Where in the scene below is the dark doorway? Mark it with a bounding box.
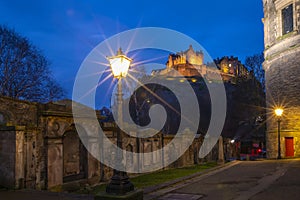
[285,137,294,157]
[63,130,88,183]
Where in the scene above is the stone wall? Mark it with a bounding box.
[0,97,103,190]
[263,0,300,158]
[0,96,224,190]
[0,96,37,126]
[39,101,102,190]
[0,126,28,189]
[265,50,300,158]
[0,97,39,189]
[0,127,17,188]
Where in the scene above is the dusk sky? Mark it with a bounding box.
[0,0,264,107]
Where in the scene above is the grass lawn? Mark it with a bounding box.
[91,162,217,194]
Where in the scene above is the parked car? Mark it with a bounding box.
[240,147,265,160]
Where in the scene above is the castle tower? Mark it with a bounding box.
[263,0,300,158]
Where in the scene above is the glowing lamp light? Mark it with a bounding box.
[275,108,283,117]
[191,78,197,83]
[107,48,132,78]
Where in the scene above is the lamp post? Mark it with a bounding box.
[275,108,283,159]
[106,48,134,195]
[134,97,150,173]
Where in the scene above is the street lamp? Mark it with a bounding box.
[108,48,132,79]
[275,108,283,159]
[106,48,134,195]
[135,98,151,173]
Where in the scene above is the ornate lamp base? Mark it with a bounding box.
[106,171,134,195]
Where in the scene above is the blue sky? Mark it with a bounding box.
[0,0,264,107]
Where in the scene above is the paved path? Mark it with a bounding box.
[145,159,300,200]
[2,159,300,200]
[0,190,93,200]
[0,162,237,200]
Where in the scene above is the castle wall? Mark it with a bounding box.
[263,0,300,158]
[264,47,300,158]
[156,46,246,84]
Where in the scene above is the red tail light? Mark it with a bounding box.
[258,149,262,153]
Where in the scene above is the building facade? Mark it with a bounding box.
[263,0,300,158]
[152,45,249,83]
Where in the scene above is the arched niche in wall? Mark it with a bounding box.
[62,125,88,183]
[0,111,10,125]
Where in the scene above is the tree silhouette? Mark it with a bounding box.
[0,25,65,102]
[245,53,265,90]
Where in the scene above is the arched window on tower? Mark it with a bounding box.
[282,4,293,35]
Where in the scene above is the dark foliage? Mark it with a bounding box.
[126,74,265,140]
[127,76,211,135]
[244,53,265,90]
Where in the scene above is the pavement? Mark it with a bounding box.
[1,159,300,200]
[143,161,241,200]
[0,189,94,200]
[144,158,300,200]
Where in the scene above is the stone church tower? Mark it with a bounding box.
[263,0,300,158]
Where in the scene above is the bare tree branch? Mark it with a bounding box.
[0,25,66,102]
